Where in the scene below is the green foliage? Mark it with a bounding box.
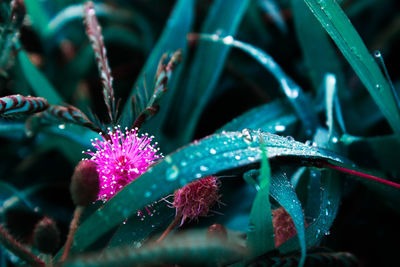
[0,0,399,266]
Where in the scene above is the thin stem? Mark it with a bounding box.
[322,162,400,189]
[59,206,84,262]
[0,224,45,267]
[155,216,181,244]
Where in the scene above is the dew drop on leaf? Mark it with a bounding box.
[166,165,179,181]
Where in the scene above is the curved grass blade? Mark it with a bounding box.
[24,0,50,39]
[291,0,344,94]
[43,2,153,49]
[302,0,400,133]
[246,140,274,257]
[270,172,306,267]
[179,0,250,142]
[63,231,246,267]
[217,98,297,134]
[0,94,48,117]
[120,0,195,127]
[194,34,318,136]
[56,130,355,255]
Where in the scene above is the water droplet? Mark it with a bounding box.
[274,125,286,132]
[200,165,209,172]
[222,35,234,45]
[181,161,187,167]
[248,224,256,232]
[165,156,172,163]
[166,165,179,181]
[58,124,66,130]
[209,148,217,155]
[235,155,241,160]
[331,137,339,143]
[144,191,152,198]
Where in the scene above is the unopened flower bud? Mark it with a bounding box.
[33,217,60,254]
[70,160,99,206]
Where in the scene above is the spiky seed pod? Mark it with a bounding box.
[272,207,297,247]
[33,217,60,254]
[207,223,228,242]
[70,160,99,206]
[173,176,221,225]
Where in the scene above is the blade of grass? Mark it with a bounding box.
[178,0,250,143]
[193,34,318,136]
[302,0,400,133]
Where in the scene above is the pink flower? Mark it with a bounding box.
[172,176,221,225]
[85,126,162,201]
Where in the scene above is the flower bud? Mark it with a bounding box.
[70,160,99,206]
[33,217,60,254]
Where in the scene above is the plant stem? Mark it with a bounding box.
[0,224,45,266]
[59,206,84,262]
[155,216,181,244]
[322,162,400,189]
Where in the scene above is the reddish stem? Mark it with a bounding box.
[322,162,400,189]
[155,216,181,244]
[59,206,84,262]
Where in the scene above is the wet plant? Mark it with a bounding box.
[0,0,399,266]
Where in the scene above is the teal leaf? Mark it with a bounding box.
[302,0,400,133]
[17,48,63,104]
[120,0,195,126]
[57,130,351,255]
[246,139,274,256]
[179,0,251,142]
[195,34,318,135]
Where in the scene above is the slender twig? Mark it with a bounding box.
[0,224,45,267]
[321,162,400,189]
[131,50,182,129]
[59,206,84,262]
[155,216,181,244]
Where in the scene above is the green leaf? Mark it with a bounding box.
[106,201,174,249]
[120,0,195,126]
[17,48,63,104]
[178,0,250,142]
[64,230,246,267]
[291,0,345,94]
[24,0,50,38]
[217,98,298,134]
[270,172,306,267]
[246,139,274,256]
[195,34,318,135]
[58,130,350,255]
[302,0,400,133]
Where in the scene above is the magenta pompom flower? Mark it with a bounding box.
[85,126,162,201]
